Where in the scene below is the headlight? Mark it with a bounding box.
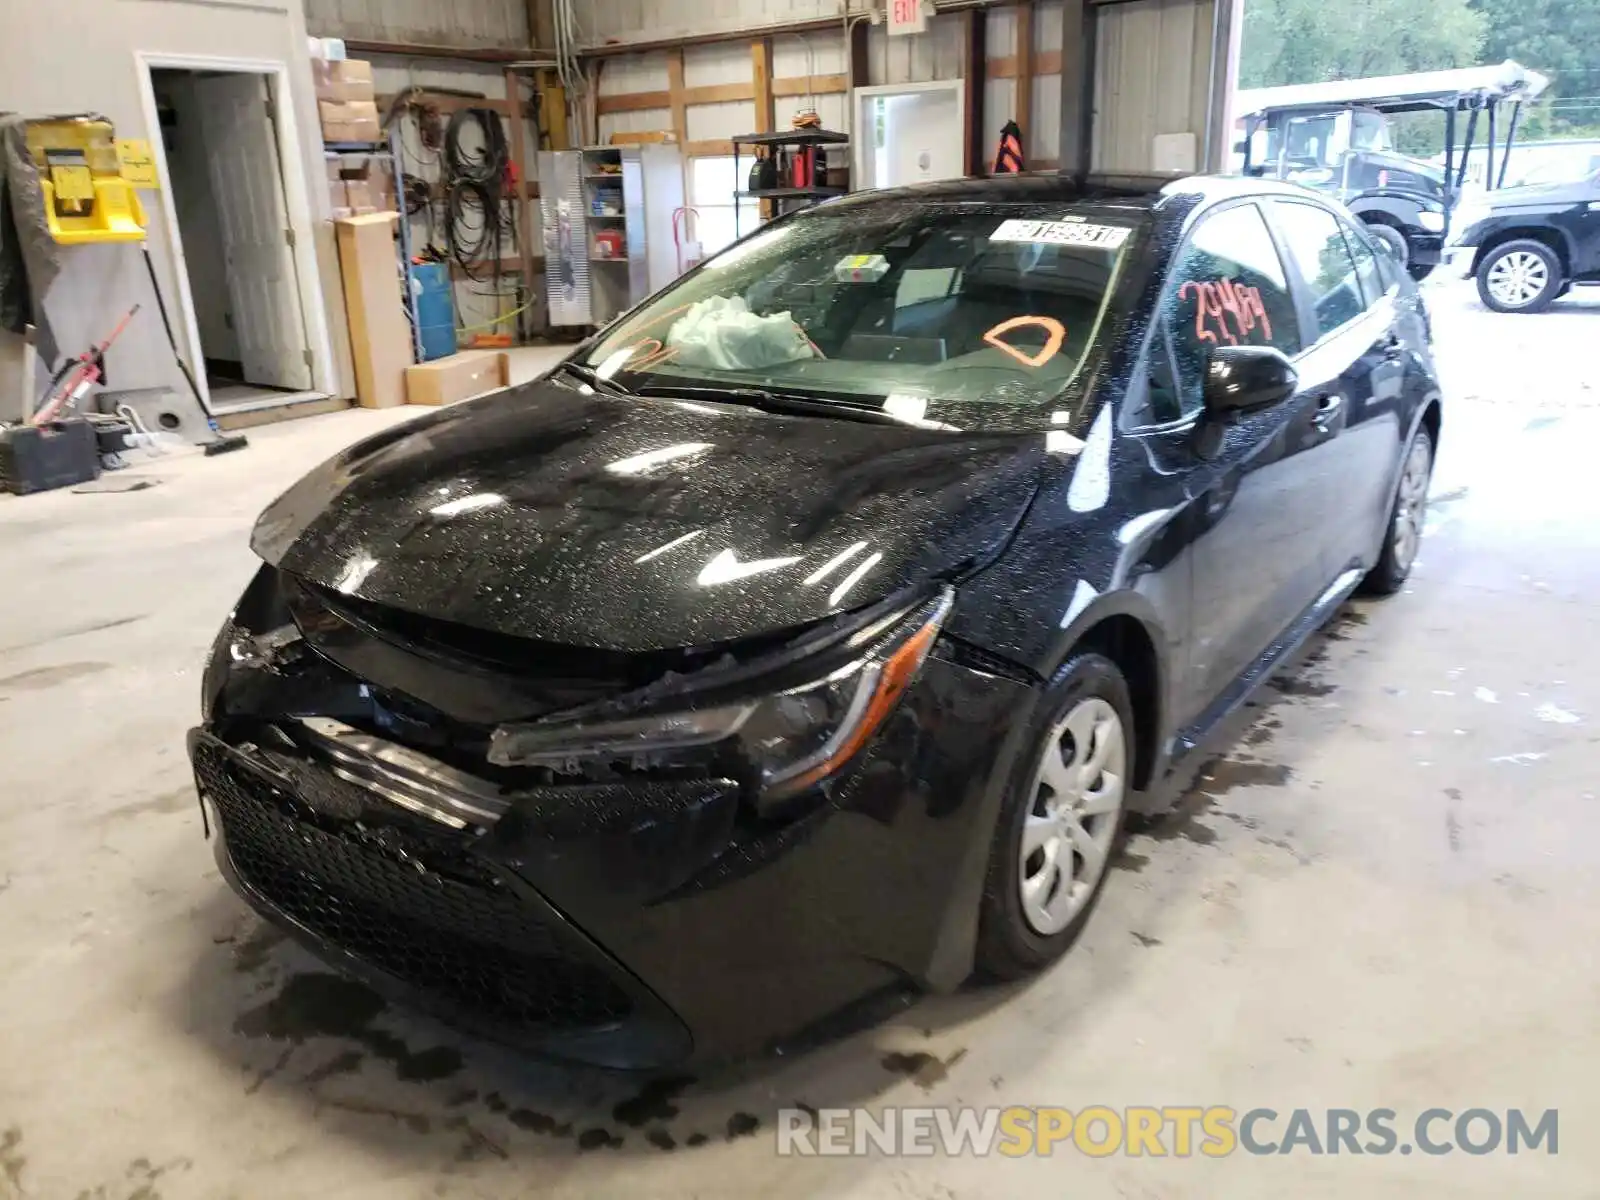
[487,589,954,805]
[1417,210,1446,233]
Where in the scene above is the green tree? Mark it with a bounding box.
[1470,0,1600,136]
[1241,0,1488,90]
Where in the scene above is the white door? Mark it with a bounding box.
[192,73,312,390]
[864,87,965,189]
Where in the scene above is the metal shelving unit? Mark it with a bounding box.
[324,133,422,362]
[732,128,850,235]
[538,144,684,328]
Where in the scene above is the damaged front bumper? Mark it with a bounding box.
[190,568,1034,1068]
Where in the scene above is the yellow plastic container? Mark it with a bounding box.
[26,117,149,244]
[38,175,148,244]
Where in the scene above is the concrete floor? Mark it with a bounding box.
[2,292,1598,1199]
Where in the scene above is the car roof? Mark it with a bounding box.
[823,171,1331,212]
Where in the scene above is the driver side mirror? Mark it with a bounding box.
[1203,345,1298,417]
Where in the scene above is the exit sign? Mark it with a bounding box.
[887,0,927,36]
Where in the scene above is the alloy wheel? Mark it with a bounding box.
[1485,250,1550,308]
[1391,433,1432,573]
[1018,697,1126,935]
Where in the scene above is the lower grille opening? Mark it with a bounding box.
[195,740,634,1031]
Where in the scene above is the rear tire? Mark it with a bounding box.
[976,653,1133,980]
[1362,423,1434,597]
[1476,239,1562,313]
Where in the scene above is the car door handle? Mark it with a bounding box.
[1313,394,1343,428]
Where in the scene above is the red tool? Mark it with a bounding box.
[32,305,141,426]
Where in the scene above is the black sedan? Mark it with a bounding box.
[191,173,1441,1069]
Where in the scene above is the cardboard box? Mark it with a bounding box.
[314,58,375,103]
[335,213,414,408]
[339,162,396,214]
[327,179,352,218]
[406,351,511,407]
[344,177,378,214]
[320,99,380,144]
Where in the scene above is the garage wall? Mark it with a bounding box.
[584,0,1235,175]
[583,0,840,43]
[364,57,541,338]
[0,0,343,404]
[593,6,1066,168]
[1094,0,1234,173]
[305,0,530,49]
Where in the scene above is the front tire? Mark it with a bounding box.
[1476,239,1563,313]
[976,653,1132,980]
[1362,424,1434,596]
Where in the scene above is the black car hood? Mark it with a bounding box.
[252,381,1052,652]
[1483,177,1594,210]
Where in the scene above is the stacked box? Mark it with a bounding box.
[317,60,379,143]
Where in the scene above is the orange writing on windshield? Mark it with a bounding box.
[1180,279,1273,346]
[983,315,1066,368]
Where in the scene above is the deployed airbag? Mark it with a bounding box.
[666,295,815,371]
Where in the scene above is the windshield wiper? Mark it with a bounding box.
[630,384,905,425]
[555,359,631,396]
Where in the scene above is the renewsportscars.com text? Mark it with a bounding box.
[776,1106,1559,1158]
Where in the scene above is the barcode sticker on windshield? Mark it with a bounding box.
[990,219,1131,248]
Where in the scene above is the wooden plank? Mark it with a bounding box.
[986,49,1062,79]
[771,74,849,98]
[667,49,688,145]
[962,9,987,177]
[377,91,512,117]
[596,75,846,115]
[752,40,775,133]
[538,69,569,150]
[344,38,549,64]
[596,90,671,115]
[683,138,735,157]
[447,255,540,281]
[1014,2,1034,144]
[609,131,676,145]
[503,67,539,341]
[688,81,757,105]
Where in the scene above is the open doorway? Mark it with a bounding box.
[149,66,320,412]
[855,82,965,190]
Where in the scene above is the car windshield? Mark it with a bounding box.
[578,199,1140,419]
[1269,115,1340,169]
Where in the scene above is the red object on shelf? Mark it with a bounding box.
[593,228,625,258]
[790,146,815,189]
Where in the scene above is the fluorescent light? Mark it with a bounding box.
[635,529,706,564]
[429,493,504,516]
[803,540,869,586]
[606,442,714,476]
[829,551,884,607]
[696,548,803,586]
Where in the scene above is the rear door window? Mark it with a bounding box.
[1143,202,1302,424]
[1271,200,1367,340]
[1340,220,1387,307]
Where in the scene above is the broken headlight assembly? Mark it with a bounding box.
[488,589,954,808]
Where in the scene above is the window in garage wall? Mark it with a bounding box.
[689,157,760,257]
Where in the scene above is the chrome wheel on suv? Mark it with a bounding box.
[1477,240,1562,314]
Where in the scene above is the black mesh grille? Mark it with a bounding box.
[194,739,633,1030]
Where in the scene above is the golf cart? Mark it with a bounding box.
[1235,61,1549,280]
